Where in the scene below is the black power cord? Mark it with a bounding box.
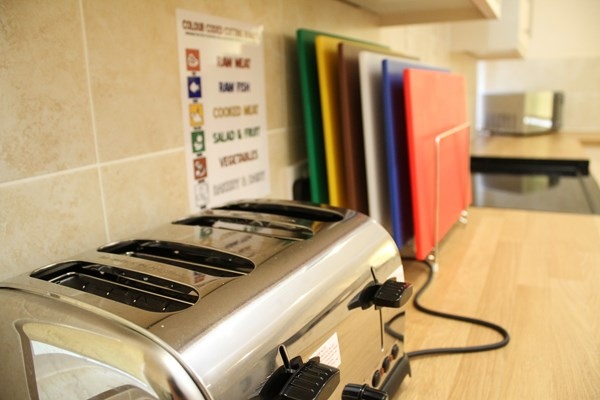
[385,259,510,359]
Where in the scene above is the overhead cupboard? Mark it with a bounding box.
[342,0,532,60]
[296,29,471,261]
[339,0,501,25]
[450,0,532,59]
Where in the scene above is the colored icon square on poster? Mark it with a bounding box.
[189,103,204,127]
[188,76,202,98]
[186,49,200,72]
[193,156,208,180]
[194,180,210,210]
[192,130,206,153]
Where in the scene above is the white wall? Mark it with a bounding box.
[478,0,600,133]
[527,0,600,59]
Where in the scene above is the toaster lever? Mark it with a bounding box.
[348,279,413,310]
[255,345,340,400]
[372,280,413,309]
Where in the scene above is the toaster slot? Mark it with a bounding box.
[217,201,344,222]
[174,214,314,240]
[31,261,199,312]
[98,239,254,277]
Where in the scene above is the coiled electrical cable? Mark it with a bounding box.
[385,259,510,359]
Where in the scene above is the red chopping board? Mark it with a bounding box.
[403,69,471,260]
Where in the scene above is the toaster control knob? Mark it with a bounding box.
[342,384,388,400]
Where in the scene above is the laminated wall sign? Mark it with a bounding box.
[176,10,270,211]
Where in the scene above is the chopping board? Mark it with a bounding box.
[315,35,385,208]
[359,51,416,233]
[297,29,330,204]
[296,29,383,205]
[403,69,471,260]
[382,59,448,248]
[336,41,406,213]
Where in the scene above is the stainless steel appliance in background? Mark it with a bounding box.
[0,199,412,400]
[482,91,564,135]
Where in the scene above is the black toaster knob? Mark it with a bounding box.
[342,384,388,400]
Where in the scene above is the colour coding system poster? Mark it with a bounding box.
[176,9,270,211]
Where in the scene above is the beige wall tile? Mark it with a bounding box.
[82,0,184,162]
[0,0,96,183]
[281,0,379,39]
[178,0,274,19]
[101,150,189,241]
[563,91,600,132]
[264,26,287,131]
[449,52,479,132]
[381,23,454,66]
[279,0,381,128]
[0,169,106,281]
[267,127,307,199]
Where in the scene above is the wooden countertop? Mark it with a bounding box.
[471,133,588,161]
[470,134,590,175]
[394,207,600,399]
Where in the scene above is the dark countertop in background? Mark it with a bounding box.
[470,133,600,214]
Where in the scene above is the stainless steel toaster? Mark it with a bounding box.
[482,91,564,135]
[0,199,412,400]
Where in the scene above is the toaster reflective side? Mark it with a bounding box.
[0,288,207,400]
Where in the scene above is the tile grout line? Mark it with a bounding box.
[0,147,185,189]
[0,164,96,188]
[101,147,185,167]
[79,0,110,242]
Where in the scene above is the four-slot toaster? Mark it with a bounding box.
[0,199,412,399]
